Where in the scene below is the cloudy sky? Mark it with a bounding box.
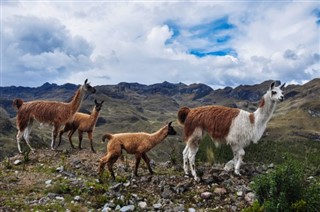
[1,1,319,88]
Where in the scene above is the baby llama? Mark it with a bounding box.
[12,79,96,153]
[57,99,104,153]
[98,122,177,179]
[178,82,285,181]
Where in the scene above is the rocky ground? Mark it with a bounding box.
[0,149,273,211]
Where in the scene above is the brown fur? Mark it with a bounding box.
[259,98,265,108]
[249,113,255,124]
[13,79,96,152]
[98,123,176,179]
[58,100,103,153]
[177,107,190,125]
[179,106,240,141]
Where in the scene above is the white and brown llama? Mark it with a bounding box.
[178,81,285,181]
[98,122,177,180]
[12,79,96,153]
[57,99,104,153]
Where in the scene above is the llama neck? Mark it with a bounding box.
[254,93,277,127]
[90,108,100,123]
[149,126,168,147]
[70,86,85,114]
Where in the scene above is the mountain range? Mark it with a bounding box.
[0,78,319,160]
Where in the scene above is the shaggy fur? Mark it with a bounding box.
[13,79,96,153]
[178,82,285,181]
[98,122,177,179]
[57,100,104,153]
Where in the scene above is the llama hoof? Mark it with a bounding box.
[234,170,241,176]
[194,176,201,182]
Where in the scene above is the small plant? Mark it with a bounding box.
[241,200,264,212]
[23,149,31,162]
[252,156,320,211]
[4,157,12,169]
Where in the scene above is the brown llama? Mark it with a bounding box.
[12,79,96,153]
[98,122,177,179]
[178,82,285,181]
[57,99,104,153]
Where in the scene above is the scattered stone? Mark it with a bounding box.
[236,191,243,197]
[120,205,135,212]
[173,205,185,212]
[74,195,81,201]
[188,208,196,212]
[161,187,172,199]
[268,163,274,169]
[153,203,162,209]
[45,180,52,185]
[200,192,213,199]
[138,201,147,209]
[13,160,22,165]
[214,187,227,195]
[47,193,57,199]
[55,196,64,201]
[56,166,64,172]
[245,192,255,204]
[123,181,130,187]
[110,183,122,191]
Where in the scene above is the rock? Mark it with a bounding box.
[55,196,64,201]
[45,180,52,185]
[236,191,243,197]
[123,181,130,187]
[13,160,22,165]
[245,192,255,204]
[56,166,64,172]
[200,192,213,199]
[110,183,122,191]
[47,193,57,199]
[138,201,147,209]
[188,208,196,212]
[153,203,162,209]
[120,205,135,212]
[268,163,274,169]
[161,187,172,199]
[74,195,81,201]
[173,205,185,212]
[214,187,227,195]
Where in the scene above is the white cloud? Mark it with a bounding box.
[1,1,319,87]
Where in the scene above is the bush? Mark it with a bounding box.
[252,157,320,211]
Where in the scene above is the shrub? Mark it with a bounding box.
[253,157,302,211]
[252,157,320,211]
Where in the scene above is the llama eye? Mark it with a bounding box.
[272,91,277,95]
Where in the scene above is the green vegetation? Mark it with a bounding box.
[244,157,320,212]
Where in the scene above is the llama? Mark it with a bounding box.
[12,79,96,153]
[57,99,104,153]
[178,82,285,181]
[98,122,177,179]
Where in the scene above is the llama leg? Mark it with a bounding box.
[68,129,76,149]
[16,130,24,153]
[224,145,238,172]
[23,126,35,152]
[182,145,190,176]
[142,153,153,175]
[51,125,59,150]
[57,124,71,148]
[188,141,200,182]
[134,154,142,177]
[78,131,83,150]
[234,148,245,175]
[87,131,96,153]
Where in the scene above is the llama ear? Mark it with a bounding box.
[270,81,275,90]
[168,121,172,127]
[84,79,88,84]
[101,100,104,104]
[280,83,286,89]
[94,99,98,104]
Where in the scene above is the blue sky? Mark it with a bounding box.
[1,1,319,88]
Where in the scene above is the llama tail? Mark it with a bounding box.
[178,107,190,125]
[102,133,113,142]
[12,98,24,110]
